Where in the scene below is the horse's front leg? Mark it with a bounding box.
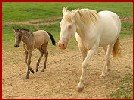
[77,48,96,92]
[26,51,34,79]
[81,49,87,61]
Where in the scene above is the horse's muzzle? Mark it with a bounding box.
[14,44,19,47]
[58,41,67,50]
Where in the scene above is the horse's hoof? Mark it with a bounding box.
[77,82,84,92]
[77,86,84,92]
[41,69,44,72]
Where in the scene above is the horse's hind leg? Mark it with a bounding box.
[100,44,113,77]
[103,46,110,71]
[36,50,44,72]
[41,50,48,72]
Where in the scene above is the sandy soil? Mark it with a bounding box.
[2,37,132,99]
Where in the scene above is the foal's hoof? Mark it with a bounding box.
[25,75,29,79]
[41,69,44,72]
[29,68,35,74]
[36,69,38,72]
[77,86,84,92]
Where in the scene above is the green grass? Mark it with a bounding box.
[2,2,132,49]
[3,2,132,22]
[3,3,132,42]
[108,73,132,99]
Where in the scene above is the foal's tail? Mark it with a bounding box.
[47,32,56,46]
[112,37,121,57]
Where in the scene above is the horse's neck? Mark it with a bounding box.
[21,32,34,46]
[76,24,89,40]
[76,21,99,40]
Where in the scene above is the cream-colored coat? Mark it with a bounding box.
[59,7,121,92]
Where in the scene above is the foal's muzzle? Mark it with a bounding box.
[14,44,19,47]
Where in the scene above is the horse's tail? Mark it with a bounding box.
[47,32,56,46]
[112,37,121,57]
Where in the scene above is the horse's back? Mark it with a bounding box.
[33,30,50,48]
[98,10,121,34]
[98,11,121,46]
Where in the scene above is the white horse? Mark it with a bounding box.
[58,7,121,92]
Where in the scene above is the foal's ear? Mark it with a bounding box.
[12,27,20,32]
[13,27,15,30]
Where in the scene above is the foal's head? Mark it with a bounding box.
[13,27,29,47]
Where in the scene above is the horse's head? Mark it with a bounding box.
[13,27,23,47]
[58,7,76,49]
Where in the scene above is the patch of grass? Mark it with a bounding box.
[122,21,132,32]
[2,24,36,42]
[108,73,133,99]
[3,2,132,22]
[2,2,132,49]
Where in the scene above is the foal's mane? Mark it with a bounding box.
[63,8,98,25]
[19,28,30,32]
[16,28,33,37]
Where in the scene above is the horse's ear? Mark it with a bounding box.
[63,7,68,15]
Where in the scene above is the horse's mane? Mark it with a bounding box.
[63,8,98,25]
[63,12,74,23]
[74,9,98,25]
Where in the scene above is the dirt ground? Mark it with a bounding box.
[2,37,132,99]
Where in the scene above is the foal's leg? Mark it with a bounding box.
[25,51,28,64]
[41,50,48,72]
[100,44,113,77]
[36,50,44,72]
[26,51,34,79]
[77,48,96,92]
